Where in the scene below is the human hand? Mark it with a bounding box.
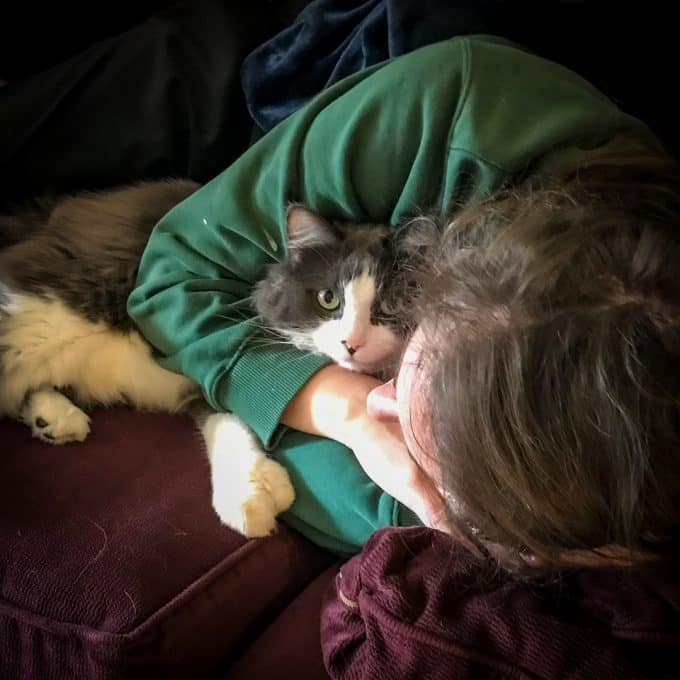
[346,415,447,530]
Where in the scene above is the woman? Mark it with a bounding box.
[319,157,680,677]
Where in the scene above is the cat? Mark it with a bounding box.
[0,180,415,536]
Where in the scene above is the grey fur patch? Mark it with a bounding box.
[252,210,425,342]
[0,179,199,329]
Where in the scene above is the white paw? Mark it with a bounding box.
[212,456,295,538]
[21,389,91,445]
[201,411,296,538]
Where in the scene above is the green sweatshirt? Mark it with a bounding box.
[128,36,661,555]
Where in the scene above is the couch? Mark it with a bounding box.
[1,410,336,679]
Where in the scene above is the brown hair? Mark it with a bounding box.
[411,154,680,574]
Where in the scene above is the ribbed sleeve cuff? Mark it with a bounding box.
[210,343,331,448]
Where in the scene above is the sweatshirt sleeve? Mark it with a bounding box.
[128,36,661,448]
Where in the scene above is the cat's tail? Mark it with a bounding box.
[0,197,54,248]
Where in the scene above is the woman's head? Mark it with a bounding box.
[378,154,680,573]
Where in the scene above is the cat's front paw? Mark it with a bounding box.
[257,456,296,513]
[212,457,295,538]
[201,411,296,538]
[21,389,91,444]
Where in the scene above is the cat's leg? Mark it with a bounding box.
[20,387,91,444]
[0,293,197,422]
[199,410,295,538]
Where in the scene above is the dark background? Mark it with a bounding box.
[1,2,676,157]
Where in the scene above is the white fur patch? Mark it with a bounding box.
[342,271,375,343]
[201,412,295,537]
[0,293,196,419]
[311,270,402,372]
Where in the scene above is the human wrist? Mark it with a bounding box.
[281,364,380,445]
[343,410,394,452]
[324,373,382,448]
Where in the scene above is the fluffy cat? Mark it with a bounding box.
[0,180,413,536]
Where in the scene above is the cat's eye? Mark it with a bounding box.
[316,289,340,311]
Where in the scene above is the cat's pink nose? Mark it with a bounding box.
[341,339,362,356]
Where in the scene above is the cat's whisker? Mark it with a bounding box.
[246,339,300,350]
[213,315,253,325]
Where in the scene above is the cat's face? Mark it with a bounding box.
[253,206,405,375]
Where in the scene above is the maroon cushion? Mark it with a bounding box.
[223,564,339,680]
[0,408,334,679]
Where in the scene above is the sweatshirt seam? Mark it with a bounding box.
[204,328,265,411]
[438,38,472,211]
[448,146,513,174]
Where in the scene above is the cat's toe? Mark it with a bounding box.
[256,458,296,513]
[212,486,279,538]
[240,493,280,537]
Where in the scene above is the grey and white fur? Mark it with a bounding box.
[254,204,410,377]
[0,180,418,537]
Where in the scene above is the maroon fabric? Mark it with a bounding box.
[0,408,333,679]
[224,564,338,680]
[321,527,680,680]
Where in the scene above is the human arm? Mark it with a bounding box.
[280,365,448,530]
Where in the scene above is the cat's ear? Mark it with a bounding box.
[286,204,338,257]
